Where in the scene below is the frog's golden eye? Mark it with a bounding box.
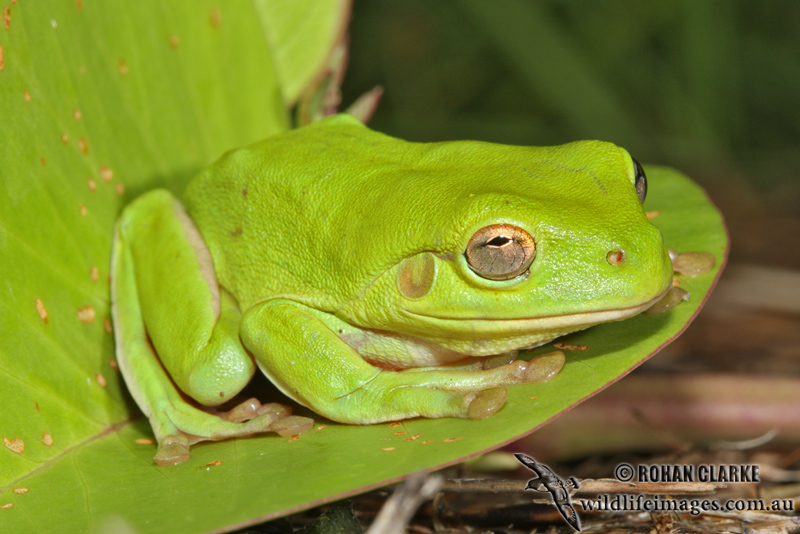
[465,224,535,281]
[632,157,647,204]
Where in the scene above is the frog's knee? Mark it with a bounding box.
[117,189,177,232]
[183,353,254,406]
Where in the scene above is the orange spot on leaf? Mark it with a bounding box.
[77,305,95,323]
[88,177,97,192]
[103,318,113,334]
[3,437,24,454]
[99,166,113,182]
[12,488,28,495]
[95,373,106,387]
[135,438,156,445]
[42,432,53,446]
[78,138,88,154]
[36,299,48,324]
[210,8,221,27]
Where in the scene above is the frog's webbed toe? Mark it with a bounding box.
[220,397,290,422]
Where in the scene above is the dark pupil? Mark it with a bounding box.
[486,236,512,247]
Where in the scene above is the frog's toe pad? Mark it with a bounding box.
[523,350,565,382]
[270,415,315,437]
[466,388,506,419]
[153,435,191,466]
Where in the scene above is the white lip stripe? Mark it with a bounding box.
[398,290,669,335]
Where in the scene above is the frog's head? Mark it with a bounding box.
[338,137,673,356]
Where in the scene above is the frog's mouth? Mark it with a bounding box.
[394,290,669,357]
[401,292,661,331]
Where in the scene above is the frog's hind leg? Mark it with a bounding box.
[111,190,312,465]
[116,190,255,406]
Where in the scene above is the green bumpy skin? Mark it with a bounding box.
[111,114,672,465]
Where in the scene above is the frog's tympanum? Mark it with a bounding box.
[111,114,673,465]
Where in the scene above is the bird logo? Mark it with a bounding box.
[514,453,582,531]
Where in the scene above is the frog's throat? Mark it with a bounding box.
[397,290,668,346]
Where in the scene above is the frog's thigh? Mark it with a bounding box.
[117,189,255,406]
[241,300,537,424]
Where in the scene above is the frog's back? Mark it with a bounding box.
[183,115,429,309]
[184,114,636,311]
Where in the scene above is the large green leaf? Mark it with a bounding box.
[0,0,283,478]
[0,2,726,533]
[252,0,350,105]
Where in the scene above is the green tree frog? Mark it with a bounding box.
[111,114,672,465]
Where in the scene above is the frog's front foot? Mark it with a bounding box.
[321,350,564,424]
[149,397,313,466]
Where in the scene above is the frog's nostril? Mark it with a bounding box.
[606,250,625,265]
